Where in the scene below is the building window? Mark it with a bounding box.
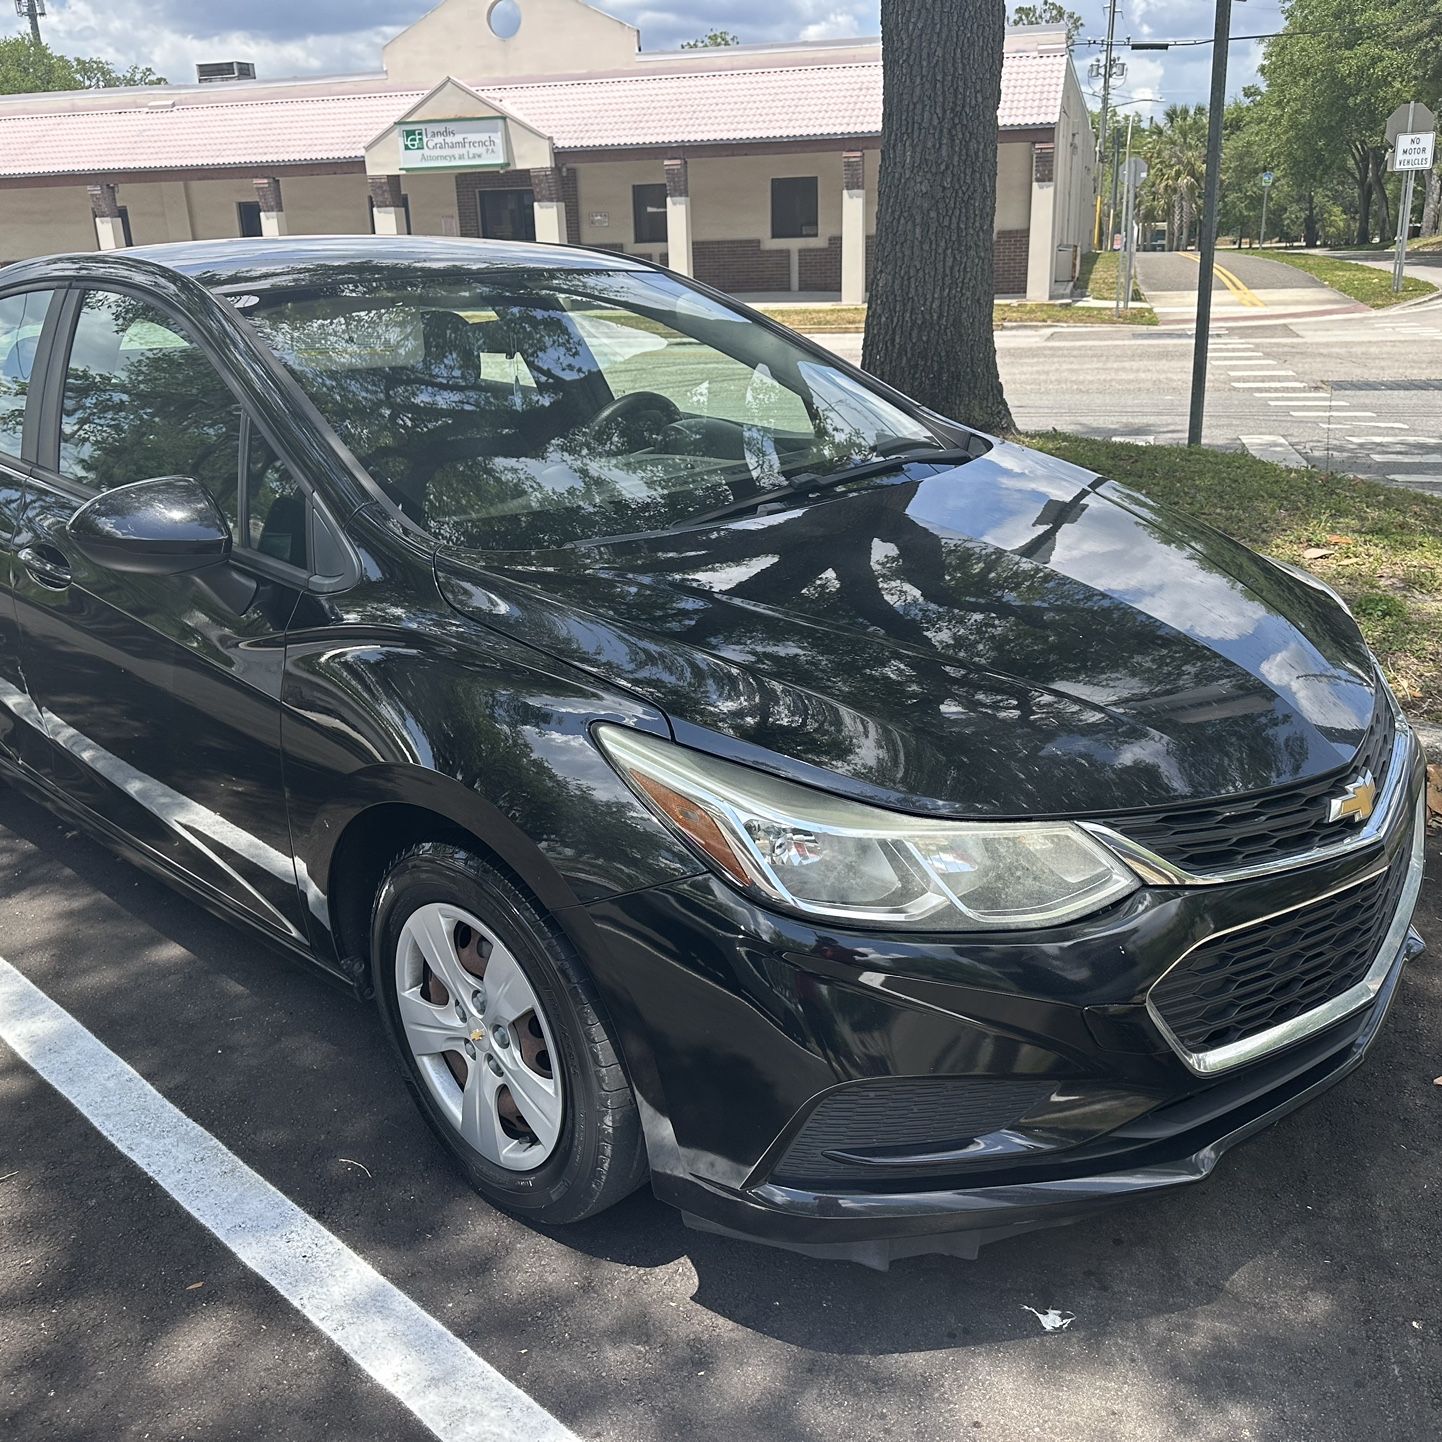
[771,177,819,239]
[631,183,668,245]
[478,189,535,243]
[237,200,263,237]
[368,193,412,233]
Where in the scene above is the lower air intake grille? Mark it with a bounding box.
[769,1077,1053,1187]
[1151,856,1407,1056]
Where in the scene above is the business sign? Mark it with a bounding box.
[398,118,508,171]
[1261,170,1275,187]
[1392,131,1436,173]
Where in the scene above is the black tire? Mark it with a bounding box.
[371,842,648,1224]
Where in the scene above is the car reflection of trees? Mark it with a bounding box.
[61,344,242,503]
[531,475,1302,803]
[283,598,689,898]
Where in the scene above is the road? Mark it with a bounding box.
[1131,249,1364,321]
[2,772,1441,1441]
[819,299,1442,490]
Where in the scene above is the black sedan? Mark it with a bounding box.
[0,238,1423,1266]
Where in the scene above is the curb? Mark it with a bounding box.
[1414,722,1442,763]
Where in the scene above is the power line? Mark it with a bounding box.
[1076,28,1341,48]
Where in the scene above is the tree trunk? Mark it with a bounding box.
[1368,147,1391,241]
[862,0,1012,432]
[1304,192,1319,248]
[1421,165,1440,237]
[1352,143,1371,245]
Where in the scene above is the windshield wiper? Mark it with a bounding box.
[680,445,977,528]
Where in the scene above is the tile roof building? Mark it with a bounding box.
[0,0,1094,301]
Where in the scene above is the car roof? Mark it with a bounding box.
[14,235,650,290]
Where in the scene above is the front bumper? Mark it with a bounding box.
[574,744,1427,1266]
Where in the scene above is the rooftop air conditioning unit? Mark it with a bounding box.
[196,61,257,84]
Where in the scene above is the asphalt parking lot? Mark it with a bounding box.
[2,779,1440,1442]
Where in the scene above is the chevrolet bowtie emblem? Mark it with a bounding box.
[1327,771,1377,825]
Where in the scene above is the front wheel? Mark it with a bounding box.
[371,843,648,1224]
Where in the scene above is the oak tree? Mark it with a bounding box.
[863,0,1013,433]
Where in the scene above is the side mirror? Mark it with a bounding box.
[67,476,232,576]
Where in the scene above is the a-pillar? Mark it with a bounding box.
[88,184,126,250]
[663,158,693,277]
[254,177,288,237]
[1025,142,1057,302]
[840,150,867,304]
[369,175,410,235]
[531,166,569,244]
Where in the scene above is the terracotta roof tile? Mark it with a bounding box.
[0,51,1069,179]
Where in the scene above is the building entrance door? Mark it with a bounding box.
[478,189,536,241]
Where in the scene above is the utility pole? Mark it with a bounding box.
[1186,0,1232,448]
[15,0,45,44]
[1092,0,1120,250]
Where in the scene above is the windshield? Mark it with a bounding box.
[243,266,940,550]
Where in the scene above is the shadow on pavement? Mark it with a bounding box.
[1,781,1439,1442]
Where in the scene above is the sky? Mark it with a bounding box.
[20,0,1288,109]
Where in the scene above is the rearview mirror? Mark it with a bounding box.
[67,476,232,576]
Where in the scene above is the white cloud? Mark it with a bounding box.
[36,0,392,82]
[22,0,1288,100]
[800,12,863,43]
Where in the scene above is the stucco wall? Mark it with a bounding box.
[383,0,639,82]
[1053,64,1095,260]
[0,188,97,262]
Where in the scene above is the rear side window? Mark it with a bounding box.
[0,289,55,459]
[58,290,243,523]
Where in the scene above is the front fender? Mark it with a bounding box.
[280,614,702,965]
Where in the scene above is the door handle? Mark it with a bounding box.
[18,544,73,589]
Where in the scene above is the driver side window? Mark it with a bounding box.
[58,290,242,531]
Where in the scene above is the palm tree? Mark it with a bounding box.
[1140,104,1208,250]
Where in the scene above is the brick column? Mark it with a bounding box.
[88,183,126,250]
[254,177,287,237]
[368,175,409,236]
[663,159,693,277]
[1025,142,1057,302]
[530,166,569,245]
[840,151,866,304]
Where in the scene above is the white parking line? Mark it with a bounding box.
[0,958,577,1442]
[1231,380,1304,388]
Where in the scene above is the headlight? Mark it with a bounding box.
[596,726,1139,931]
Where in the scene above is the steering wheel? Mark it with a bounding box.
[585,390,683,446]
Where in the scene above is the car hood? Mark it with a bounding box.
[436,441,1379,817]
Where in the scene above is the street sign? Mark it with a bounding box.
[1393,131,1436,172]
[1261,170,1275,187]
[1385,102,1435,293]
[1387,101,1435,144]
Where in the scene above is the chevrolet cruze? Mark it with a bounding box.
[0,238,1423,1266]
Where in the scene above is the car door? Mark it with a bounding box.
[12,284,313,944]
[0,286,60,773]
